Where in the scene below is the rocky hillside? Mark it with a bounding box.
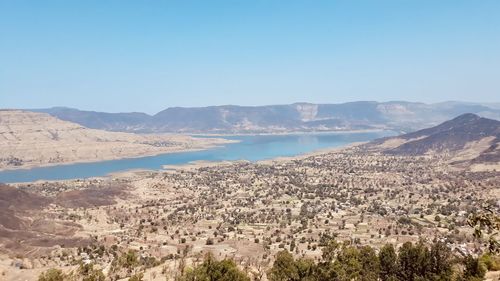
[33,101,500,134]
[0,110,230,170]
[385,114,500,154]
[0,182,127,257]
[370,113,500,167]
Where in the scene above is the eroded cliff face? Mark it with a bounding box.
[0,110,230,170]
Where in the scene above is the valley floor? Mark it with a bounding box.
[0,145,499,280]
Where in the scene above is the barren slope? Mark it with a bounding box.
[0,110,231,170]
[368,113,500,169]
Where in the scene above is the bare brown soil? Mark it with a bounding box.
[0,183,128,259]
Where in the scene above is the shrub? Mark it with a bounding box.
[480,253,500,271]
[180,253,250,281]
[128,272,144,281]
[38,268,65,281]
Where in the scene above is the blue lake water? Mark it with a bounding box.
[0,132,394,183]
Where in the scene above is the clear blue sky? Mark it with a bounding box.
[1,0,499,114]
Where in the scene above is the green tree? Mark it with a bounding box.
[295,258,316,281]
[321,240,340,263]
[358,246,380,281]
[119,250,139,269]
[462,255,486,280]
[180,253,250,281]
[268,250,299,281]
[397,241,430,281]
[379,244,398,281]
[332,245,362,281]
[314,260,338,281]
[428,240,452,280]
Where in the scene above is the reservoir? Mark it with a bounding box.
[0,132,394,183]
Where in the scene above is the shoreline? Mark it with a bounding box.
[11,141,364,185]
[0,130,395,173]
[3,141,364,185]
[159,141,366,172]
[189,128,391,137]
[0,131,386,183]
[0,141,237,173]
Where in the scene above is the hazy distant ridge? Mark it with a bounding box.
[32,101,500,134]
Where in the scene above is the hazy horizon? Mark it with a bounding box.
[5,99,496,115]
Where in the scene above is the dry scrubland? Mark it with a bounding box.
[0,144,499,280]
[0,110,232,170]
[0,112,499,280]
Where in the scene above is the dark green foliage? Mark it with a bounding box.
[119,250,139,269]
[269,245,379,281]
[321,240,339,263]
[294,258,316,281]
[332,245,362,281]
[379,244,398,281]
[462,255,486,280]
[267,250,300,281]
[397,241,430,281]
[358,246,380,281]
[428,240,453,280]
[267,241,485,281]
[268,250,316,281]
[180,253,250,281]
[37,241,497,281]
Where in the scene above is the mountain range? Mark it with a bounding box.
[32,101,500,134]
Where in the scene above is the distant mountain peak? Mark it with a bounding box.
[376,113,500,161]
[451,112,480,120]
